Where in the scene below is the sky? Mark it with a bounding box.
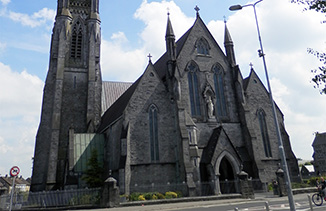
[0,0,325,178]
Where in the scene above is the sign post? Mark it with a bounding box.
[9,166,20,211]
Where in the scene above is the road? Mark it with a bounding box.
[71,193,325,211]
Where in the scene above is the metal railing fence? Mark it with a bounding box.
[0,188,101,210]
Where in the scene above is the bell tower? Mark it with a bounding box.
[31,0,101,191]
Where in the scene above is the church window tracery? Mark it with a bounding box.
[257,109,272,158]
[149,104,159,161]
[213,64,227,117]
[196,37,210,55]
[71,21,83,58]
[187,62,201,117]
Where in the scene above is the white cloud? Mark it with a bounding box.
[0,0,10,6]
[100,0,326,161]
[101,0,194,82]
[0,62,43,177]
[134,0,194,61]
[101,36,146,82]
[221,0,326,160]
[8,7,55,28]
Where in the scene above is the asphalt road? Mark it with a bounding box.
[70,193,326,211]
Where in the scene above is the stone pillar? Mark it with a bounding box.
[101,173,120,208]
[215,174,221,195]
[237,170,254,199]
[276,167,287,197]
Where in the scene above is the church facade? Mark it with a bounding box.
[31,0,299,196]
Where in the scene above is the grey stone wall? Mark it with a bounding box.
[31,2,102,191]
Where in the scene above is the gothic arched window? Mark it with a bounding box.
[257,109,272,158]
[213,64,227,117]
[196,37,210,55]
[71,21,83,58]
[149,104,159,161]
[187,62,201,117]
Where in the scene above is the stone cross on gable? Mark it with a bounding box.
[147,53,152,62]
[249,62,254,70]
[194,5,200,17]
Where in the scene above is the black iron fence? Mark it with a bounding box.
[0,188,101,210]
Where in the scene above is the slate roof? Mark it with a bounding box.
[101,81,133,114]
[0,176,30,187]
[98,17,194,133]
[312,132,326,146]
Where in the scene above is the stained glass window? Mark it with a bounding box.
[213,64,227,117]
[149,104,159,161]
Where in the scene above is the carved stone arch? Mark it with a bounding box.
[195,37,210,55]
[214,150,241,194]
[186,61,202,117]
[212,63,228,117]
[147,103,159,113]
[203,81,215,99]
[214,150,240,176]
[70,17,85,59]
[185,60,199,72]
[212,63,225,74]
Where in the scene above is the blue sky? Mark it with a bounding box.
[0,0,325,178]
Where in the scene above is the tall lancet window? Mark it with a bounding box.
[213,64,227,117]
[257,109,272,158]
[187,62,201,117]
[149,104,159,161]
[196,37,210,55]
[71,21,83,58]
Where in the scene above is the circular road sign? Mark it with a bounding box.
[10,166,20,177]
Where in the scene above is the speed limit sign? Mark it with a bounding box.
[10,166,20,177]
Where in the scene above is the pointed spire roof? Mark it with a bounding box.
[165,13,175,40]
[224,21,233,46]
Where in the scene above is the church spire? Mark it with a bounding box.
[165,12,177,95]
[31,0,102,192]
[165,12,176,61]
[224,20,236,66]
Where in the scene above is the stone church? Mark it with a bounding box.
[31,0,299,196]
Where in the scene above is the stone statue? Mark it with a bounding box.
[207,96,214,119]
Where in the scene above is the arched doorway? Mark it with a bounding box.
[219,157,237,194]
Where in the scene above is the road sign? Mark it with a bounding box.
[9,166,20,177]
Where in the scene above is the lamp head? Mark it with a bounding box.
[229,5,243,11]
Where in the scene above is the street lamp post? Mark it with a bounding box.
[230,1,296,210]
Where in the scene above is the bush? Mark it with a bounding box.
[165,191,178,199]
[128,191,181,201]
[138,195,145,201]
[129,192,142,201]
[156,193,165,199]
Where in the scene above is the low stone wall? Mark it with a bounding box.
[292,187,317,195]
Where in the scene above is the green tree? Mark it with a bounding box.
[82,149,104,188]
[292,0,326,94]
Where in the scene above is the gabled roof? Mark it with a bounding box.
[243,68,284,116]
[0,176,30,186]
[98,14,229,132]
[101,81,133,114]
[312,132,326,146]
[98,78,140,132]
[302,165,315,173]
[99,16,196,131]
[200,126,241,164]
